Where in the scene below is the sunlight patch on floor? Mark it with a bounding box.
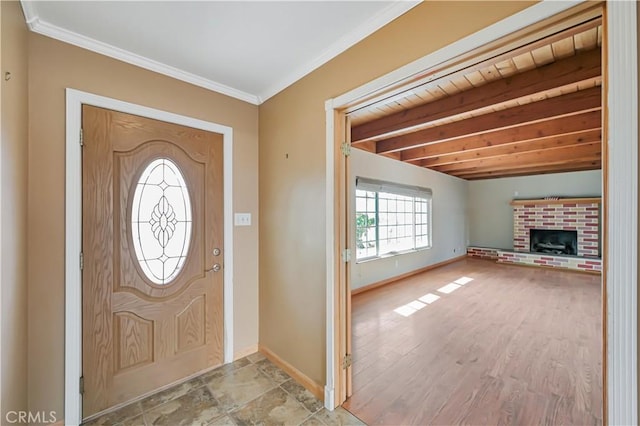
[407,300,426,310]
[394,298,429,316]
[393,277,475,317]
[418,293,440,304]
[394,293,440,317]
[437,283,461,294]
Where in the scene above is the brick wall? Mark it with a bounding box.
[513,201,600,258]
[467,247,499,260]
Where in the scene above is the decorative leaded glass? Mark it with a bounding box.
[131,158,192,284]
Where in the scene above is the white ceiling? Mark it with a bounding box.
[20,1,419,104]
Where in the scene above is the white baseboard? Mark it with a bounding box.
[324,386,335,410]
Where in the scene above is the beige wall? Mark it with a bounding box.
[27,34,259,418]
[1,1,29,422]
[258,1,535,387]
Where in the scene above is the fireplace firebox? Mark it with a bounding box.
[529,229,578,256]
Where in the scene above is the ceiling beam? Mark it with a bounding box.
[351,48,601,143]
[447,156,602,178]
[429,142,601,173]
[458,161,602,180]
[345,17,601,115]
[432,152,601,175]
[451,156,601,175]
[401,110,601,162]
[352,140,376,153]
[376,86,601,154]
[415,129,601,168]
[381,152,402,160]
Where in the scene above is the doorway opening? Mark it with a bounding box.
[326,1,637,424]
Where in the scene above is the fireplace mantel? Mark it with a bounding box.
[510,197,601,206]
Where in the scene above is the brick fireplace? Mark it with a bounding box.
[467,197,602,273]
[490,197,603,273]
[512,198,600,258]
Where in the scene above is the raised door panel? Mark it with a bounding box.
[113,312,154,373]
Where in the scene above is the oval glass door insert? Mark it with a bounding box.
[131,158,192,284]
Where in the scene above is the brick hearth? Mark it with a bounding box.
[497,250,602,273]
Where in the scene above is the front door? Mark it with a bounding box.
[82,105,224,418]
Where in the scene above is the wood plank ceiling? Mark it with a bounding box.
[349,19,602,180]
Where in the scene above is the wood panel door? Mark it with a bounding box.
[82,105,224,418]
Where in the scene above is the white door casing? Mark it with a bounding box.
[65,89,235,426]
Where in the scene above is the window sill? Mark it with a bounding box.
[356,246,431,264]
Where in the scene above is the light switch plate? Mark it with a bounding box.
[234,213,251,226]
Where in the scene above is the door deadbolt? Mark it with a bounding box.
[213,248,221,256]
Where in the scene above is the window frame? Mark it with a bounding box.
[355,177,432,263]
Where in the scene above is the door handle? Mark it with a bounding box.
[206,263,221,273]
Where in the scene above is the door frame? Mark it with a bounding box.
[325,1,638,424]
[64,88,235,425]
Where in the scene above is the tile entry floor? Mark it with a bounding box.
[83,352,365,426]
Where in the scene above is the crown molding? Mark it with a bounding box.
[258,0,421,103]
[19,1,260,105]
[19,0,420,106]
[20,0,37,27]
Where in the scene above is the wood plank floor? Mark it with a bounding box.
[343,258,602,425]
